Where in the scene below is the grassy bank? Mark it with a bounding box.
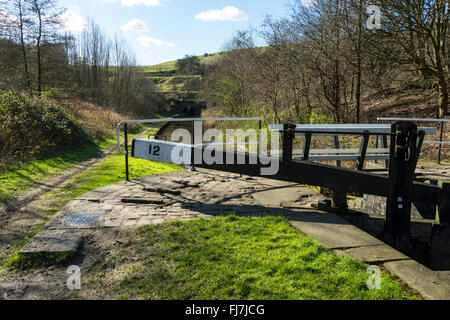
[0,137,114,202]
[40,150,181,214]
[0,90,140,202]
[80,215,418,300]
[1,139,181,269]
[0,115,162,203]
[0,130,131,203]
[142,53,221,73]
[0,120,180,212]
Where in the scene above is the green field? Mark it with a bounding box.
[80,215,418,300]
[140,53,222,96]
[142,53,222,73]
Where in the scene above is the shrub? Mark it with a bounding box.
[309,109,334,124]
[41,88,68,101]
[0,91,90,167]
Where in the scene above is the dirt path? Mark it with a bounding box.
[0,146,116,225]
[0,145,117,266]
[0,125,157,267]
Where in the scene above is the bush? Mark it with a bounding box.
[309,109,334,124]
[41,88,68,101]
[0,91,90,167]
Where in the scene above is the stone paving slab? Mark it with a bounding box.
[384,260,450,300]
[288,212,384,249]
[20,229,83,255]
[250,184,317,207]
[436,270,450,281]
[334,244,410,263]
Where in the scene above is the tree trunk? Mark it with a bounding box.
[356,67,361,123]
[34,1,42,94]
[36,42,41,94]
[355,0,362,124]
[438,77,449,117]
[18,0,31,90]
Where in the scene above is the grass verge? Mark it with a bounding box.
[80,215,419,300]
[45,150,181,207]
[0,137,115,202]
[0,124,154,203]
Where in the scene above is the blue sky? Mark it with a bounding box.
[59,0,291,66]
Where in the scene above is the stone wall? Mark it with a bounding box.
[360,195,437,221]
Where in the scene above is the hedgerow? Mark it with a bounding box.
[0,91,90,168]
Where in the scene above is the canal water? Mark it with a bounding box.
[154,120,196,142]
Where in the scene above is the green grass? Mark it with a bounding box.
[141,53,221,97]
[0,124,158,203]
[84,216,419,300]
[49,151,181,203]
[0,136,115,202]
[143,61,177,73]
[1,135,181,270]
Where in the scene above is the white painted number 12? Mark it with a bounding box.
[149,144,160,157]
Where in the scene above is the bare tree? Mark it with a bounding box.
[111,34,136,112]
[202,0,448,124]
[0,0,33,89]
[0,1,9,37]
[374,0,449,117]
[14,0,31,89]
[67,19,161,114]
[290,0,355,122]
[341,0,365,123]
[29,0,62,93]
[74,19,111,104]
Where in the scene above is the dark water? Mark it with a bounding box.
[155,120,197,142]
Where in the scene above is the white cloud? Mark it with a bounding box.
[104,0,161,7]
[121,0,161,6]
[138,36,174,47]
[120,19,149,33]
[60,8,86,34]
[195,6,248,22]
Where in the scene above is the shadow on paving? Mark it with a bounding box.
[180,202,349,226]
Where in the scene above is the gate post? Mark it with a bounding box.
[282,124,296,163]
[384,121,421,252]
[124,123,130,182]
[439,182,450,225]
[331,191,348,210]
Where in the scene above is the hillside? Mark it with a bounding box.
[362,86,449,162]
[139,53,222,100]
[142,52,222,73]
[363,86,443,122]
